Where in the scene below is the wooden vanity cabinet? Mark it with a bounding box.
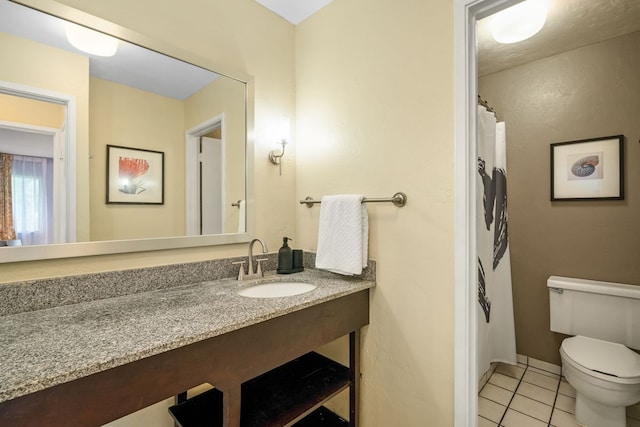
[0,290,369,427]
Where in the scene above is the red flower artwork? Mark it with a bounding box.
[118,157,150,194]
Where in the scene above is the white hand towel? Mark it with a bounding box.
[315,194,368,276]
[237,200,246,233]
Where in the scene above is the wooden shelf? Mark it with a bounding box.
[292,407,349,426]
[169,352,350,427]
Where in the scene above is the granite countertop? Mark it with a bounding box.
[0,269,374,404]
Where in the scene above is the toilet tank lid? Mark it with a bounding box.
[563,336,640,379]
[547,276,640,300]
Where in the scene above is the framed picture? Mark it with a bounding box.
[550,135,623,201]
[106,145,164,204]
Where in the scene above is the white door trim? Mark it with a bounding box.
[185,114,225,236]
[453,1,521,425]
[0,80,77,243]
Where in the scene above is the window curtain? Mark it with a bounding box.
[0,153,16,240]
[11,155,53,245]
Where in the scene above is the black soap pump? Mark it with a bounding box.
[277,237,293,273]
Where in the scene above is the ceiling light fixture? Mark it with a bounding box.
[66,23,118,57]
[490,0,548,44]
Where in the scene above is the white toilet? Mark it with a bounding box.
[548,276,640,427]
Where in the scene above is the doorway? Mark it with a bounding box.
[199,134,223,235]
[185,114,226,236]
[453,0,526,425]
[0,82,76,244]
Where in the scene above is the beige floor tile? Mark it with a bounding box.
[554,393,576,414]
[550,408,581,427]
[476,355,640,427]
[489,372,520,391]
[477,415,499,427]
[479,383,513,406]
[478,396,506,424]
[496,362,525,380]
[516,381,556,406]
[500,409,548,427]
[509,394,552,423]
[558,379,576,398]
[517,354,528,365]
[523,369,560,391]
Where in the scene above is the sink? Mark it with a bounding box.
[237,282,317,298]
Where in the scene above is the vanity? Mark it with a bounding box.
[0,1,372,424]
[0,267,373,426]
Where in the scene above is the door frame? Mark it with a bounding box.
[453,1,522,425]
[185,114,225,236]
[0,80,77,243]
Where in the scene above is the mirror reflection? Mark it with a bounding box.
[0,0,247,247]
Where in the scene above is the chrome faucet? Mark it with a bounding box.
[233,238,268,280]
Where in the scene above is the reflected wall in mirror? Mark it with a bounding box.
[0,0,249,253]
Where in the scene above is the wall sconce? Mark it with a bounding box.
[268,117,290,175]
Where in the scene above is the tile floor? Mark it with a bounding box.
[478,357,640,427]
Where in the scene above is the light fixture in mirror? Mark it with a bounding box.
[65,22,118,57]
[0,0,254,262]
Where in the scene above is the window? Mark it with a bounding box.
[11,155,53,245]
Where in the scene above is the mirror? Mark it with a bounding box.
[0,0,254,262]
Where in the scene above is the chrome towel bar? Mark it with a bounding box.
[300,192,407,208]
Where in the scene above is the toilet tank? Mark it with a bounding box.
[547,276,640,350]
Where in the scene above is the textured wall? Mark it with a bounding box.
[479,31,640,364]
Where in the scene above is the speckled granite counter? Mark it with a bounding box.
[0,268,374,404]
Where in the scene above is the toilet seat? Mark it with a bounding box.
[562,335,640,380]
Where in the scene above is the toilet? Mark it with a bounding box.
[548,276,640,427]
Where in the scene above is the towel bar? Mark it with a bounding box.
[300,192,407,208]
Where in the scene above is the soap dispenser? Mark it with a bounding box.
[277,237,293,273]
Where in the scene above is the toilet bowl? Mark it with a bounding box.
[560,336,640,427]
[547,276,640,427]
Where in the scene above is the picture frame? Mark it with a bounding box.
[106,145,164,204]
[550,135,623,201]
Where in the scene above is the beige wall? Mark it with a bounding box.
[0,32,91,240]
[0,93,65,128]
[90,77,186,241]
[295,0,455,424]
[479,31,640,365]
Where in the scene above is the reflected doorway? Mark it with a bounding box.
[0,85,76,245]
[185,114,226,236]
[199,134,222,235]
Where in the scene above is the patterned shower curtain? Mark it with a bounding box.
[477,105,517,379]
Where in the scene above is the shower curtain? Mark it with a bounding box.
[477,105,517,379]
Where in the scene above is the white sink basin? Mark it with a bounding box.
[237,282,316,298]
